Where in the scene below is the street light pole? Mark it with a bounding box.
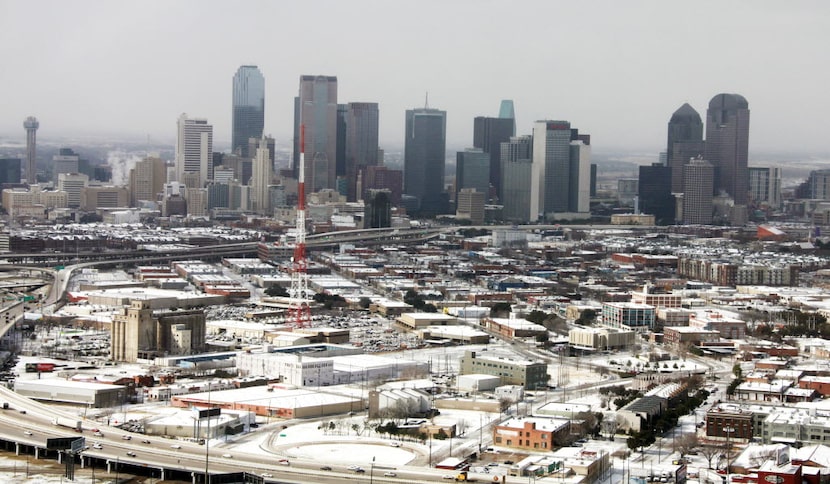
[370,456,376,484]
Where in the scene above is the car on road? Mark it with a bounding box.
[261,473,273,478]
[92,443,103,449]
[171,444,182,449]
[442,475,455,480]
[354,468,366,473]
[222,453,233,459]
[278,459,289,466]
[121,435,131,440]
[23,431,32,436]
[384,472,397,477]
[320,466,332,471]
[141,439,151,444]
[126,451,136,457]
[347,465,362,471]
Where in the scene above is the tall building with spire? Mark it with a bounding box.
[23,116,39,183]
[666,103,704,193]
[175,114,213,188]
[232,66,265,158]
[498,100,516,135]
[293,75,338,191]
[705,93,750,205]
[404,101,447,217]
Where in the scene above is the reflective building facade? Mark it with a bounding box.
[404,107,447,217]
[232,66,265,158]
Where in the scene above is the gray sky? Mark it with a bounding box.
[1,0,828,154]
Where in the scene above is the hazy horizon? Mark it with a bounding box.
[1,1,828,155]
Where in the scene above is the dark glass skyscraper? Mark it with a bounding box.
[473,116,513,201]
[456,148,490,201]
[231,66,265,158]
[705,93,750,205]
[666,103,704,193]
[344,102,379,202]
[638,163,674,225]
[404,107,447,217]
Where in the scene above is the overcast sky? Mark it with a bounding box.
[1,0,828,155]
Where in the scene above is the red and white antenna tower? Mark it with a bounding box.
[289,125,311,327]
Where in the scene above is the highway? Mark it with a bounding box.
[0,383,472,483]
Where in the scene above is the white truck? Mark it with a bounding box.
[52,417,82,432]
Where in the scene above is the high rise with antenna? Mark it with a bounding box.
[289,125,311,328]
[23,116,39,183]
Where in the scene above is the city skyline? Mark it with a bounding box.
[0,1,827,154]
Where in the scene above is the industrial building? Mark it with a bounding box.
[15,378,127,408]
[460,350,549,389]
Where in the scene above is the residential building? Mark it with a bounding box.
[175,114,213,188]
[682,158,714,224]
[404,106,447,217]
[231,65,265,157]
[749,167,782,209]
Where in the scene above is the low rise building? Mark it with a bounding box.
[569,326,635,351]
[460,350,549,389]
[493,416,570,451]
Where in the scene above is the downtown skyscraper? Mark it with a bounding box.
[231,66,265,158]
[343,102,379,202]
[531,120,591,221]
[473,114,513,201]
[293,75,338,192]
[666,103,704,193]
[705,93,750,205]
[404,106,447,217]
[23,116,38,183]
[175,114,213,188]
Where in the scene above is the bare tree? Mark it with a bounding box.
[699,444,723,469]
[672,433,700,457]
